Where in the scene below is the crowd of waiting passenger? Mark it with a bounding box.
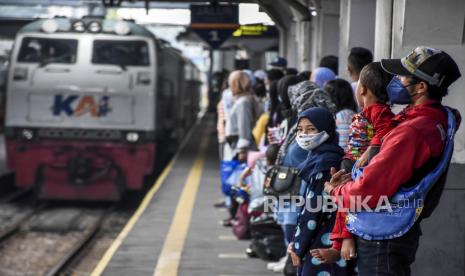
[214,46,461,276]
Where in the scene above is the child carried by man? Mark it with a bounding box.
[311,62,396,263]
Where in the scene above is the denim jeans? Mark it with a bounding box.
[282,224,297,246]
[356,224,421,276]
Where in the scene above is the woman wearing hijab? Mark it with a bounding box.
[221,71,260,226]
[287,107,354,276]
[227,70,260,161]
[310,67,337,89]
[270,80,338,273]
[274,80,337,166]
[274,75,303,139]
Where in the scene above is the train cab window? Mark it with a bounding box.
[17,37,77,64]
[92,40,149,67]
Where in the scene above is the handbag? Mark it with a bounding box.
[249,235,286,261]
[250,213,283,239]
[232,202,251,240]
[263,165,301,196]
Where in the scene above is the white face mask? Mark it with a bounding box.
[295,131,330,151]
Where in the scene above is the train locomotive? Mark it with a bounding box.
[5,18,201,200]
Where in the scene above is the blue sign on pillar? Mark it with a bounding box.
[190,4,239,49]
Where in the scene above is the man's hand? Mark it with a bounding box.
[324,167,352,194]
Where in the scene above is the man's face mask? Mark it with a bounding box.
[386,76,419,105]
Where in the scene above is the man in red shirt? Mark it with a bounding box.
[324,46,461,275]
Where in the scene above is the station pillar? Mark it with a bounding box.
[309,0,340,71]
[337,0,376,78]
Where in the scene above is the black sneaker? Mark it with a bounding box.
[221,218,234,227]
[213,201,227,208]
[245,247,258,258]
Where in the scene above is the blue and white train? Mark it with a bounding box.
[5,18,201,200]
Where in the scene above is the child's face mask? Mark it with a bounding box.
[295,131,330,151]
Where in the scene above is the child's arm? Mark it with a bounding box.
[341,238,356,260]
[239,166,252,180]
[330,211,353,251]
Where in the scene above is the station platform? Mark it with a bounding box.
[91,116,274,276]
[89,114,465,276]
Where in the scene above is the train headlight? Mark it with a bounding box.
[114,21,130,35]
[126,132,139,143]
[21,129,34,140]
[87,21,102,33]
[41,19,58,33]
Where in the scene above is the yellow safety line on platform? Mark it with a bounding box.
[153,136,208,276]
[90,158,175,276]
[90,120,200,276]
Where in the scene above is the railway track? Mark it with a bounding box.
[0,209,36,244]
[0,205,115,276]
[0,200,45,244]
[0,188,33,204]
[45,207,113,276]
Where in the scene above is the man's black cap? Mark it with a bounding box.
[381,46,461,90]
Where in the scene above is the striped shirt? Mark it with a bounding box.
[335,109,356,150]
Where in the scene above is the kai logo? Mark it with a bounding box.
[52,95,111,117]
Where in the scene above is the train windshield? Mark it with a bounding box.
[92,40,150,67]
[17,37,78,64]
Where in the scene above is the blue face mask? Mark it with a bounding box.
[386,76,417,105]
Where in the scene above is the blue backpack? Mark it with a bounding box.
[346,108,456,240]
